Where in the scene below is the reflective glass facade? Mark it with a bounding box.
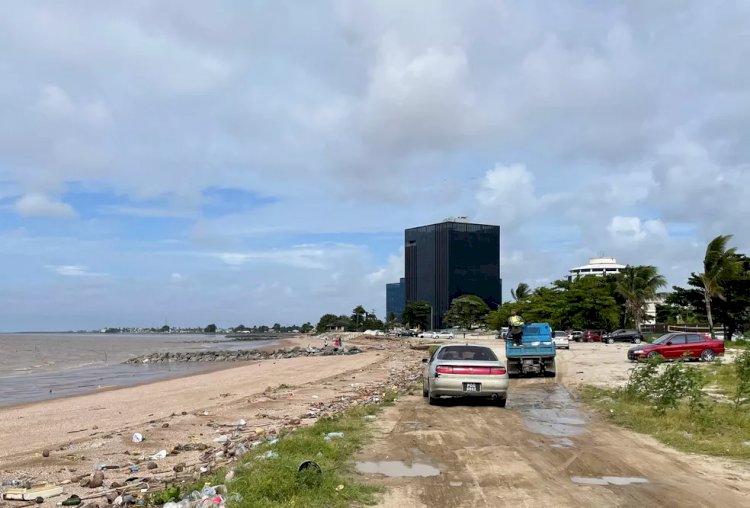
[386,278,405,321]
[405,221,501,329]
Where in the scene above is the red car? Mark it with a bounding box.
[627,333,724,362]
[581,329,604,342]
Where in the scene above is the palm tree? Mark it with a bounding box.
[615,265,667,331]
[511,282,531,302]
[697,235,739,335]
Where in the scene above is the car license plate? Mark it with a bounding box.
[464,383,479,392]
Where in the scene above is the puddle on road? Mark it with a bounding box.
[572,476,649,486]
[509,384,588,438]
[550,438,575,448]
[356,461,441,477]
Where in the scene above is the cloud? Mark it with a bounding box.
[366,247,404,286]
[2,1,750,329]
[45,265,106,277]
[15,193,76,218]
[211,244,365,271]
[607,216,668,244]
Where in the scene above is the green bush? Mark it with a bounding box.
[623,358,706,414]
[733,349,750,407]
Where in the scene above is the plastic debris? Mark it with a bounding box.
[324,432,344,441]
[61,495,82,506]
[213,435,229,444]
[236,419,247,427]
[129,466,140,473]
[298,460,322,474]
[201,486,216,498]
[224,470,235,483]
[149,449,168,460]
[260,450,278,459]
[3,483,63,501]
[267,438,279,445]
[335,484,345,491]
[132,432,144,443]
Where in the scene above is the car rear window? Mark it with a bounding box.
[437,346,498,361]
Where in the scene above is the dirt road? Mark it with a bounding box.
[357,344,750,508]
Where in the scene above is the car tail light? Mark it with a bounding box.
[435,366,506,375]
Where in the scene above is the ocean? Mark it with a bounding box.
[0,333,278,407]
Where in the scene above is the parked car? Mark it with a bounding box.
[552,330,570,349]
[581,329,604,342]
[567,330,583,342]
[603,329,643,344]
[422,344,509,406]
[627,332,725,362]
[432,330,455,340]
[396,329,417,337]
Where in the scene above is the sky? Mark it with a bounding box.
[1,1,749,331]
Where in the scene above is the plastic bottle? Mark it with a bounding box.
[200,486,216,498]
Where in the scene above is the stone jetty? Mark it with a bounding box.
[124,346,361,364]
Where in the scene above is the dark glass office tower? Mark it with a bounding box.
[405,220,501,329]
[385,278,405,321]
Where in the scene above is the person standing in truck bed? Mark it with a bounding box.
[508,310,525,346]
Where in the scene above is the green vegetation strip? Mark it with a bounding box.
[581,354,750,459]
[151,393,399,508]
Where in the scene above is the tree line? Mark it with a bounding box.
[396,234,750,338]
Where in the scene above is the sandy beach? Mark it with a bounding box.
[0,335,420,506]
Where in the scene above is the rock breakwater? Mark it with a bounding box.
[125,346,362,364]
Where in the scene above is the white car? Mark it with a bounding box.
[422,344,509,406]
[432,331,455,340]
[552,330,570,349]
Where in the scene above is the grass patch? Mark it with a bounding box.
[582,385,750,459]
[581,355,750,459]
[726,339,750,350]
[149,393,400,507]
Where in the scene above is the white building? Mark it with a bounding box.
[569,257,626,279]
[569,256,661,326]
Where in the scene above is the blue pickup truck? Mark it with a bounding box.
[505,322,556,376]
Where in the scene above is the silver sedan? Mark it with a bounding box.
[422,344,509,407]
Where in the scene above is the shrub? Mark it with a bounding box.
[733,349,750,407]
[623,358,706,414]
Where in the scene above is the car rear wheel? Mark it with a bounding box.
[633,337,641,344]
[427,385,439,405]
[700,349,716,362]
[647,351,662,361]
[497,396,507,408]
[422,380,428,397]
[607,337,614,344]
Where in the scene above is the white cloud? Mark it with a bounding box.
[212,244,365,271]
[14,193,76,218]
[607,216,668,243]
[45,265,106,277]
[365,247,404,286]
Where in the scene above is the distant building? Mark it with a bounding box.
[570,256,663,325]
[405,219,501,329]
[568,257,626,281]
[386,278,405,321]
